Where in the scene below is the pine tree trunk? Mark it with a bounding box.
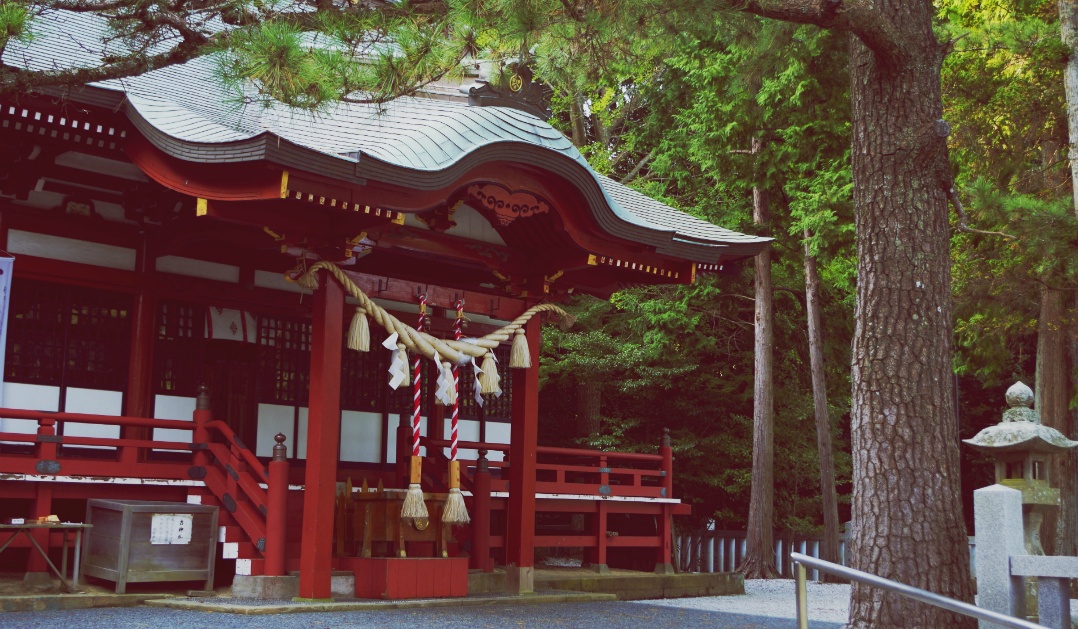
[1061,0,1078,222]
[1035,286,1068,555]
[846,2,975,625]
[576,378,601,438]
[570,95,587,148]
[741,148,778,579]
[1059,293,1078,558]
[804,231,842,581]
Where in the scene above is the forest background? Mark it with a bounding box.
[525,0,1078,539]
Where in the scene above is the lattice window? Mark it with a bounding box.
[5,279,65,386]
[63,288,131,390]
[5,279,130,391]
[257,315,310,406]
[341,327,388,412]
[153,301,204,396]
[457,343,512,421]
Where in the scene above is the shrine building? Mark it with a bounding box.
[0,10,769,599]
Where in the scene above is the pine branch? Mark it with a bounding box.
[0,32,218,96]
[733,0,910,69]
[619,148,655,185]
[946,186,1017,240]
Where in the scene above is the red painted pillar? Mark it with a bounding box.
[123,238,155,462]
[27,419,58,576]
[266,433,290,576]
[192,386,211,469]
[471,452,492,572]
[297,275,344,600]
[506,316,539,594]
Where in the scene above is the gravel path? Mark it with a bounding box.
[0,600,843,629]
[635,579,851,624]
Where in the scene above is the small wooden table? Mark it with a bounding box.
[0,522,92,592]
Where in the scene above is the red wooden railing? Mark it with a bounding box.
[0,400,676,574]
[423,429,678,571]
[422,438,671,499]
[0,386,290,576]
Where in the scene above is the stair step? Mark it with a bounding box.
[235,558,266,576]
[218,525,246,543]
[221,540,260,560]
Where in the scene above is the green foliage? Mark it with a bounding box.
[941,0,1078,384]
[0,1,31,51]
[531,11,857,533]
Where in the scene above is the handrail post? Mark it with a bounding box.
[472,450,493,573]
[35,417,58,462]
[192,385,211,468]
[266,433,289,577]
[795,560,809,629]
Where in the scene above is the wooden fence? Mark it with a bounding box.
[675,530,977,583]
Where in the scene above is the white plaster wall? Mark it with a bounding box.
[0,383,60,443]
[8,229,136,270]
[340,410,383,463]
[157,256,240,283]
[152,394,196,452]
[256,403,296,458]
[63,387,122,449]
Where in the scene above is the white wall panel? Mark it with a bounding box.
[296,407,309,459]
[8,229,135,270]
[0,383,60,443]
[340,411,382,463]
[152,394,196,452]
[485,421,511,462]
[63,388,122,448]
[385,413,400,464]
[256,403,296,458]
[254,270,305,294]
[157,256,240,283]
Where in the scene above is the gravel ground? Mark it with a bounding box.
[0,601,843,629]
[635,579,851,624]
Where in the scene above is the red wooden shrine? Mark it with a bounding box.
[0,10,768,600]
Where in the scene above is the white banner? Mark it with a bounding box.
[0,256,12,408]
[205,306,257,343]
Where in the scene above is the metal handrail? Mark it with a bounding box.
[790,552,1045,629]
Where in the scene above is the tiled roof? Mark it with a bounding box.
[3,10,770,262]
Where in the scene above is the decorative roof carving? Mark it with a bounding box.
[465,182,551,226]
[467,63,553,120]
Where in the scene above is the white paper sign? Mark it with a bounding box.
[150,513,193,545]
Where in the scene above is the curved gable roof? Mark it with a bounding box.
[4,10,770,264]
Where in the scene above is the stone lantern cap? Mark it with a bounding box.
[963,381,1078,455]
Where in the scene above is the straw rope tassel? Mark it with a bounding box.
[443,299,470,524]
[510,328,531,368]
[401,294,429,521]
[347,307,370,352]
[288,261,572,369]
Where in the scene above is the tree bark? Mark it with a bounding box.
[1059,292,1078,557]
[803,230,842,581]
[1036,287,1070,555]
[845,2,975,626]
[576,378,602,438]
[1061,0,1078,221]
[570,94,587,148]
[741,139,778,579]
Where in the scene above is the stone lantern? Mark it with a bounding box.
[963,381,1078,556]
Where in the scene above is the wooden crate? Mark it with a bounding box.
[82,499,218,594]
